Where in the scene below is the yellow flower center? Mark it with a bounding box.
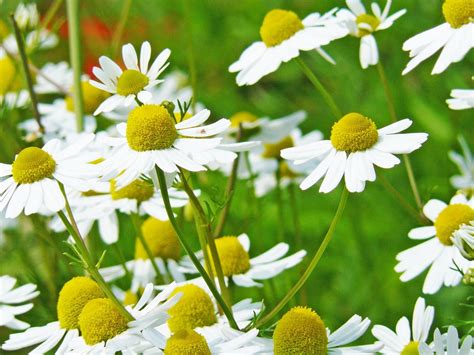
[167,284,217,332]
[79,298,128,345]
[212,236,251,277]
[65,81,111,115]
[12,147,56,184]
[229,111,258,128]
[56,277,103,330]
[356,14,381,36]
[260,9,304,47]
[116,69,149,96]
[110,179,154,202]
[126,104,178,151]
[0,56,23,95]
[262,136,294,159]
[330,112,379,152]
[123,290,138,306]
[442,0,474,28]
[135,217,181,260]
[434,204,474,245]
[401,341,420,355]
[164,329,211,355]
[273,306,328,355]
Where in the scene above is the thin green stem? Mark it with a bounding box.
[182,0,197,113]
[296,57,342,119]
[111,0,132,58]
[155,167,238,329]
[66,0,85,132]
[275,169,285,242]
[40,0,64,30]
[131,212,165,285]
[179,171,232,307]
[57,186,133,321]
[376,61,423,211]
[112,243,133,285]
[255,188,349,328]
[9,14,44,133]
[288,183,302,248]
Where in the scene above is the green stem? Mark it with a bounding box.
[376,61,423,211]
[182,0,197,113]
[288,183,302,248]
[155,167,238,329]
[66,0,84,132]
[296,57,342,119]
[57,185,133,321]
[255,188,349,328]
[9,14,44,133]
[131,212,165,285]
[275,169,285,242]
[111,0,132,58]
[112,243,133,285]
[179,171,232,308]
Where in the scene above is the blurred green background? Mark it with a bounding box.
[0,0,473,351]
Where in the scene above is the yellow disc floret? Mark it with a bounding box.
[273,306,328,355]
[57,277,103,330]
[135,217,181,260]
[229,111,258,128]
[110,179,154,202]
[65,81,110,115]
[123,291,138,306]
[260,9,304,47]
[12,147,56,184]
[356,14,381,36]
[126,104,178,151]
[79,298,128,345]
[116,69,149,96]
[401,341,420,355]
[442,0,474,28]
[0,56,23,95]
[213,236,250,277]
[434,204,474,245]
[164,329,211,355]
[262,136,294,159]
[167,285,217,332]
[330,112,379,152]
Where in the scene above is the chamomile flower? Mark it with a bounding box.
[34,62,73,95]
[419,326,473,355]
[402,0,474,75]
[2,277,103,353]
[281,112,428,193]
[0,55,29,109]
[90,41,170,115]
[0,275,39,330]
[100,217,185,291]
[0,134,100,218]
[99,106,230,188]
[449,137,474,192]
[372,297,434,354]
[336,0,406,69]
[13,2,39,30]
[447,89,474,110]
[179,233,306,287]
[229,8,348,85]
[452,221,474,260]
[66,283,181,353]
[395,194,474,294]
[272,306,381,354]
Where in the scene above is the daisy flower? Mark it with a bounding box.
[178,233,306,287]
[419,326,473,355]
[99,106,230,189]
[229,8,348,86]
[272,306,381,353]
[34,61,73,95]
[336,0,406,69]
[372,297,434,354]
[100,217,186,290]
[281,112,428,193]
[395,194,474,294]
[90,41,170,115]
[449,137,474,191]
[0,134,100,218]
[402,0,474,75]
[0,275,39,330]
[452,221,474,260]
[447,89,474,110]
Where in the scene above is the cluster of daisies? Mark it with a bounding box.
[0,0,473,354]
